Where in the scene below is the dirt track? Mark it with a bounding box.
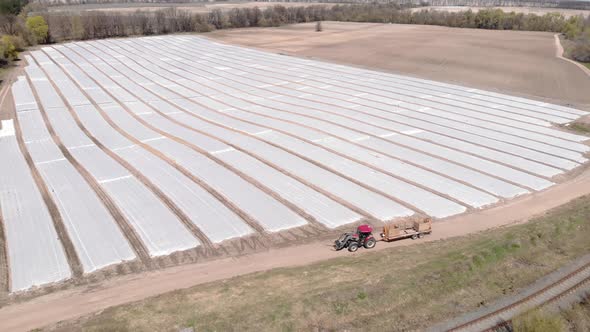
[209,22,590,111]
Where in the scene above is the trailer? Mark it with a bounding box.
[380,218,432,242]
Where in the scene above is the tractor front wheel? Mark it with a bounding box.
[348,242,359,252]
[364,238,376,249]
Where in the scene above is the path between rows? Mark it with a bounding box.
[0,163,589,331]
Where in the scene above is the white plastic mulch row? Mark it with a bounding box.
[1,79,70,292]
[34,51,255,243]
[173,36,588,157]
[161,38,587,163]
[152,37,585,169]
[70,41,466,218]
[38,48,311,233]
[187,37,587,123]
[14,75,136,277]
[49,44,410,222]
[74,40,470,217]
[26,53,201,257]
[88,37,585,200]
[91,38,555,199]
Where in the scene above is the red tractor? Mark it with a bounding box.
[333,224,376,252]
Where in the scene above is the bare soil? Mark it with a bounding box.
[208,22,590,111]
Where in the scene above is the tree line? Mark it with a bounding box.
[1,2,589,67]
[36,4,590,40]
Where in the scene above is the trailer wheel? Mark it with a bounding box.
[418,233,424,239]
[364,238,376,249]
[348,242,359,252]
[411,234,418,240]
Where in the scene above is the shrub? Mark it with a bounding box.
[25,15,48,44]
[316,21,322,32]
[571,39,590,63]
[0,35,18,60]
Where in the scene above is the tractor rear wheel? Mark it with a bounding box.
[411,234,418,240]
[364,238,376,249]
[348,242,359,252]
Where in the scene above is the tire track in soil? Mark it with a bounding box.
[57,45,370,231]
[152,37,581,172]
[61,44,380,224]
[16,76,83,279]
[96,40,462,214]
[128,38,556,190]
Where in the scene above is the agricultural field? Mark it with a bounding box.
[0,34,588,295]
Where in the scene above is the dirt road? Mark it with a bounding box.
[0,162,589,331]
[209,22,590,111]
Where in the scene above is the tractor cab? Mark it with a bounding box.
[334,224,377,252]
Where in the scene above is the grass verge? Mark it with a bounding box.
[512,293,590,332]
[51,195,590,332]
